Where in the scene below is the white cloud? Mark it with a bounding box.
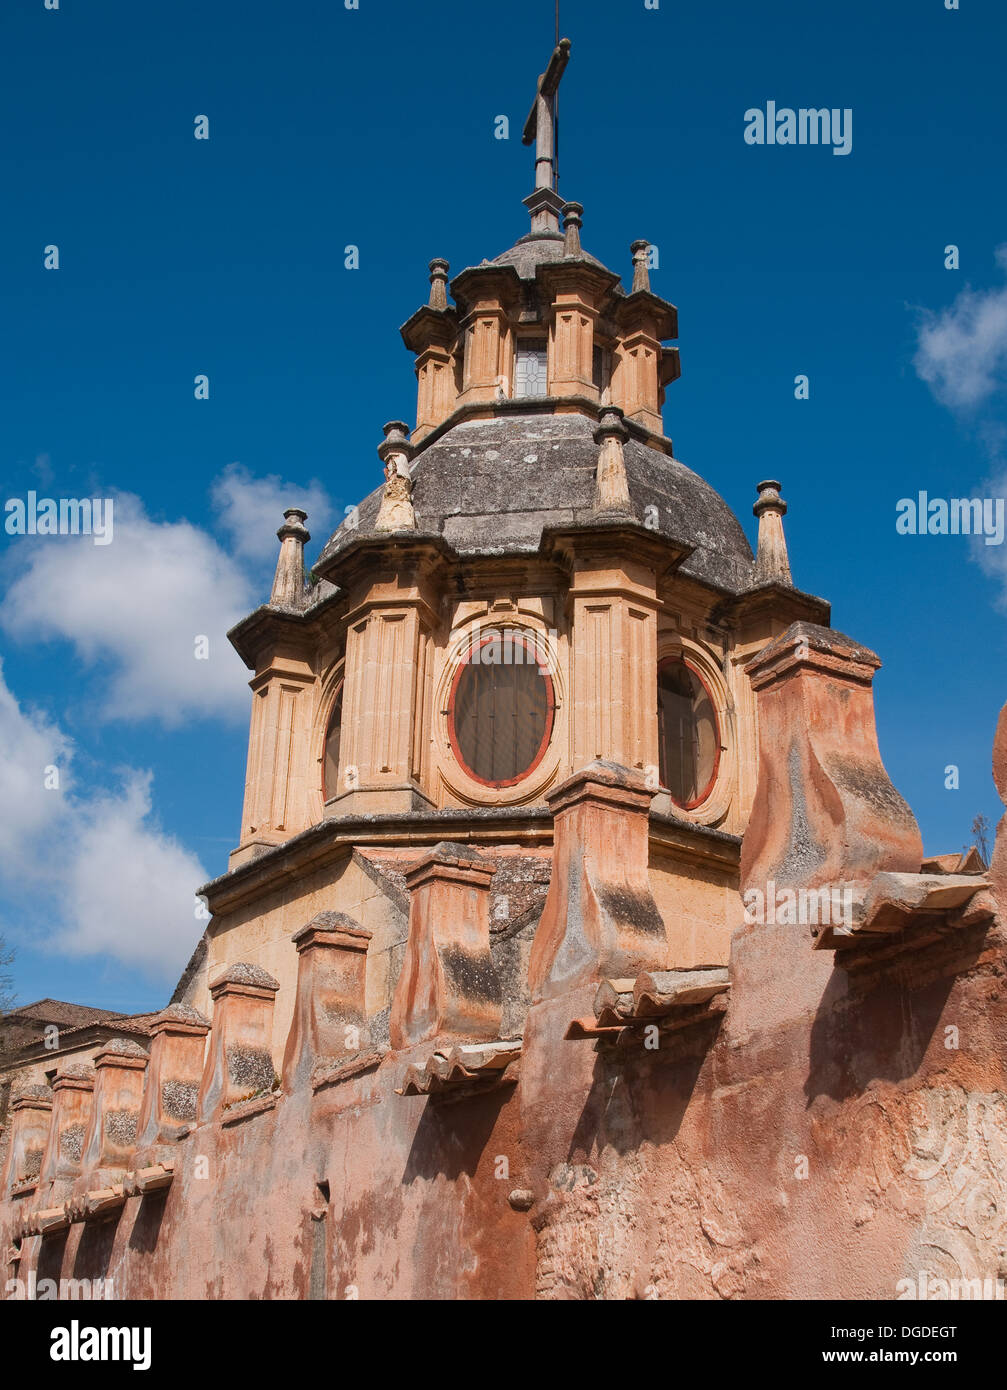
[915,246,1007,410]
[1,491,253,725]
[0,660,72,866]
[211,462,331,564]
[0,463,329,980]
[0,664,206,980]
[57,771,206,976]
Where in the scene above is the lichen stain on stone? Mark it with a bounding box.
[440,945,501,1003]
[825,753,916,822]
[772,741,829,883]
[161,1079,198,1121]
[225,1045,275,1094]
[104,1109,138,1146]
[60,1123,85,1162]
[594,885,665,936]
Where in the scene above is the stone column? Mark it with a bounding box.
[562,201,583,256]
[79,1040,148,1175]
[0,1086,52,1195]
[282,912,372,1089]
[228,507,320,868]
[269,508,309,608]
[401,259,460,443]
[528,762,669,1000]
[592,407,633,517]
[38,1067,94,1184]
[390,843,502,1049]
[630,240,652,293]
[136,1005,210,1148]
[198,964,280,1121]
[740,622,923,898]
[374,422,417,533]
[413,260,458,439]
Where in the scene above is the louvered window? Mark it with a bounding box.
[657,660,720,808]
[448,636,555,787]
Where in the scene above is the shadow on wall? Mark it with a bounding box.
[128,1189,169,1255]
[402,1083,516,1184]
[71,1217,117,1286]
[567,1028,716,1161]
[805,923,993,1106]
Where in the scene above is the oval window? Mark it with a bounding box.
[448,634,555,788]
[657,659,719,808]
[323,687,343,800]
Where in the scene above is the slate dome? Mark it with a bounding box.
[484,230,615,283]
[318,411,755,594]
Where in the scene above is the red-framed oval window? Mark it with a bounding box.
[322,686,343,801]
[447,633,555,788]
[657,658,720,809]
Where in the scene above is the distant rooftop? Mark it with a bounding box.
[4,998,125,1028]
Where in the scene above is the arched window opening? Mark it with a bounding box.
[323,687,343,801]
[448,634,554,788]
[657,659,719,809]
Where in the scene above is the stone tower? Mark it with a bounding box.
[207,39,833,1048]
[5,41,1001,1305]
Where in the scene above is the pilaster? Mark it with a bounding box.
[528,762,669,1000]
[563,532,663,774]
[78,1040,148,1176]
[136,1005,210,1148]
[234,650,316,864]
[282,913,372,1089]
[38,1067,94,1184]
[547,276,599,398]
[611,328,664,434]
[331,542,444,814]
[198,963,280,1122]
[740,622,924,898]
[0,1087,52,1196]
[390,843,501,1048]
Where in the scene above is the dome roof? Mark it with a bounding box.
[318,412,755,593]
[484,231,616,283]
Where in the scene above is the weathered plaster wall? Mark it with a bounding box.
[191,853,409,1062]
[6,873,1005,1299]
[5,705,1004,1302]
[649,851,739,968]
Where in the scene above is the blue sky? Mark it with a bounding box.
[1,0,1005,1013]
